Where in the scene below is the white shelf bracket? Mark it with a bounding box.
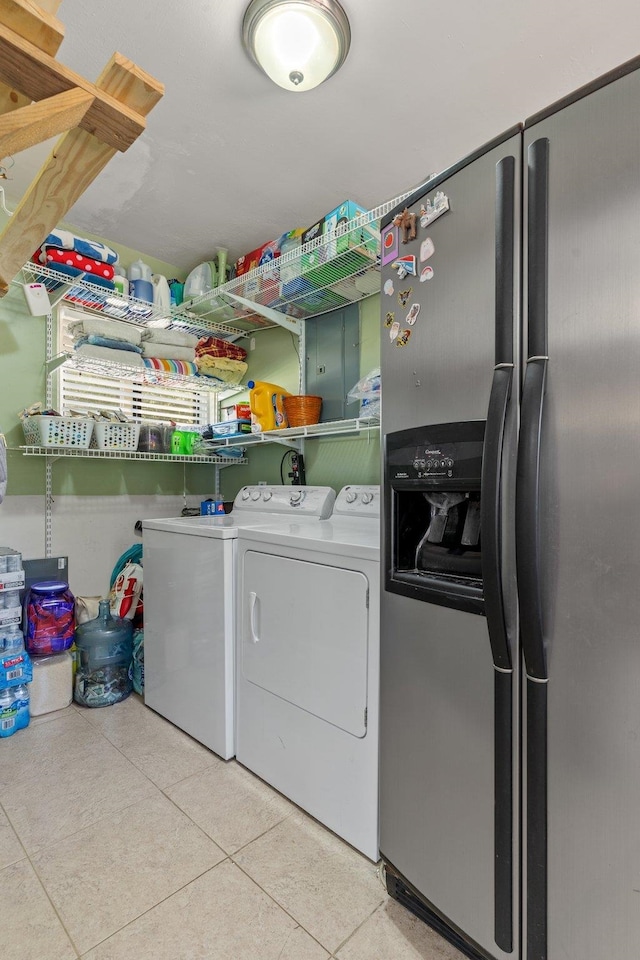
[222,292,302,336]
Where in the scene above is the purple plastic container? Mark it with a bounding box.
[24,581,75,656]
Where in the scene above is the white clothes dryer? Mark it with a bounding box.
[142,485,336,760]
[235,485,381,860]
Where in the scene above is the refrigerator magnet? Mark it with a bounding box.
[381,225,400,266]
[392,208,417,244]
[392,256,417,279]
[397,288,412,307]
[420,237,435,262]
[406,303,420,325]
[383,278,395,296]
[396,329,412,347]
[384,311,395,328]
[390,321,400,341]
[419,191,450,227]
[420,265,434,282]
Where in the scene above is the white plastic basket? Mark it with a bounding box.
[22,416,94,448]
[92,422,140,451]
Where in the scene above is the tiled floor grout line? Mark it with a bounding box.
[229,854,334,957]
[330,896,387,956]
[74,857,235,958]
[1,793,83,959]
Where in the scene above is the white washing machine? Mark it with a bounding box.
[235,484,380,860]
[142,485,336,760]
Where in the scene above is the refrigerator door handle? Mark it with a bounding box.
[481,362,513,671]
[516,355,548,680]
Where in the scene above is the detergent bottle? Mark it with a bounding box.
[247,380,290,433]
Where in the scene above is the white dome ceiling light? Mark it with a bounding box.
[242,0,351,93]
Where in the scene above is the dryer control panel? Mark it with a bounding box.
[333,485,380,518]
[234,485,336,518]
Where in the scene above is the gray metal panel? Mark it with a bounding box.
[380,134,521,435]
[305,304,360,422]
[524,66,640,959]
[379,595,512,960]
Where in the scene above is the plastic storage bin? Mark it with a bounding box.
[30,652,73,716]
[210,419,251,438]
[92,421,140,451]
[74,600,133,707]
[22,416,94,448]
[24,581,75,655]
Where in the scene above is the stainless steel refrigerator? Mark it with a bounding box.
[379,55,640,960]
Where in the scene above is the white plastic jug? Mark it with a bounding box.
[127,259,152,282]
[152,274,171,312]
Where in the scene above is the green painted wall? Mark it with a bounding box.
[0,208,382,502]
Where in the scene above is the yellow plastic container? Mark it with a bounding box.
[248,380,290,432]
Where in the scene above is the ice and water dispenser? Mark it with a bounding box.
[384,421,486,614]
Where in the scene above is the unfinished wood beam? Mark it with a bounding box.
[0,22,158,150]
[0,0,64,57]
[0,53,163,294]
[0,87,93,156]
[0,0,64,119]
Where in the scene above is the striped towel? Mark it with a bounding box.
[143,357,199,377]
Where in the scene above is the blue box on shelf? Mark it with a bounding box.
[201,500,225,516]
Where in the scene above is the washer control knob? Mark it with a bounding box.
[345,491,358,503]
[262,490,272,502]
[241,488,251,501]
[361,492,374,505]
[290,490,304,505]
[250,489,261,501]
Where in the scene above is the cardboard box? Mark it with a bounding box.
[235,238,281,305]
[200,500,225,516]
[299,201,378,289]
[0,606,22,627]
[0,570,25,591]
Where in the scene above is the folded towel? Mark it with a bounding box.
[43,228,119,265]
[68,317,143,345]
[143,357,199,377]
[140,343,195,361]
[141,326,200,348]
[195,355,248,382]
[75,344,145,367]
[39,260,115,290]
[196,335,247,361]
[37,246,115,280]
[74,335,143,354]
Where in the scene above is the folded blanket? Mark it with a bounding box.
[143,357,199,377]
[75,335,143,354]
[140,326,199,348]
[196,335,247,361]
[68,317,143,345]
[43,228,119,265]
[75,344,145,367]
[140,343,195,361]
[36,246,115,280]
[39,260,115,290]
[195,355,247,382]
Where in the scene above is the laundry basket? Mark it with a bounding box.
[282,395,322,427]
[22,416,94,448]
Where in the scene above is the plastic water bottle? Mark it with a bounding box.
[4,624,24,654]
[13,684,30,730]
[0,686,17,737]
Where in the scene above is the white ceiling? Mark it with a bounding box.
[5,0,640,272]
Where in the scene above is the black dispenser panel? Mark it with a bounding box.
[384,422,486,615]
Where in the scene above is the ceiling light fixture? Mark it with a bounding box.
[242,0,351,93]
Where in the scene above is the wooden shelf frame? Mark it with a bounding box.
[0,0,164,295]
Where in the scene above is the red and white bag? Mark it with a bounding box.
[110,562,143,620]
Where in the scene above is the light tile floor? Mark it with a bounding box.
[1,694,467,960]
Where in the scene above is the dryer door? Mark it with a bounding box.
[241,550,369,737]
